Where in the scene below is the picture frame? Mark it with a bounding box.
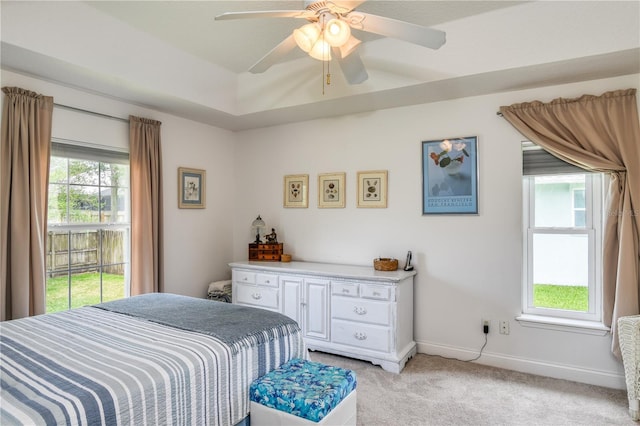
[422,136,478,215]
[318,172,346,208]
[178,167,206,209]
[357,170,388,208]
[283,174,309,208]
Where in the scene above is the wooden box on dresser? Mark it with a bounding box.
[229,261,417,373]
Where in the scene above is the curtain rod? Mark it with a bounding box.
[54,103,129,124]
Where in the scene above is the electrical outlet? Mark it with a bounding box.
[499,320,510,335]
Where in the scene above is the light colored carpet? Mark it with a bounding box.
[309,351,634,426]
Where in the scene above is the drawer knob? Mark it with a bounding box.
[252,293,262,300]
[342,288,350,294]
[353,306,367,315]
[243,277,248,281]
[265,280,270,284]
[373,291,381,296]
[354,332,367,340]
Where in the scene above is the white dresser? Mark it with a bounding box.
[229,261,417,373]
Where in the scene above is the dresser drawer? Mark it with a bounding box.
[361,284,392,301]
[258,254,280,261]
[235,283,279,310]
[332,282,359,297]
[233,270,256,284]
[332,296,391,326]
[332,319,390,352]
[256,273,278,287]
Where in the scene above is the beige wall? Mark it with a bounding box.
[232,74,640,388]
[2,68,638,389]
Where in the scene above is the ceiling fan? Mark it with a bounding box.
[215,0,446,85]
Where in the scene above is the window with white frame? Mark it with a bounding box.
[521,142,603,324]
[46,140,130,313]
[572,187,586,227]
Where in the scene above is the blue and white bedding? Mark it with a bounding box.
[0,293,305,425]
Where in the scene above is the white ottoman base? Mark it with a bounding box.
[250,390,356,426]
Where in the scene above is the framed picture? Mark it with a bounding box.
[178,167,206,209]
[318,172,346,208]
[283,174,309,208]
[422,136,478,214]
[357,170,388,208]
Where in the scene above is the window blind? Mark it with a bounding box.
[521,141,586,175]
[51,139,129,165]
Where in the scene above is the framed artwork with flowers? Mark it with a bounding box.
[422,136,478,214]
[178,167,206,209]
[283,174,309,208]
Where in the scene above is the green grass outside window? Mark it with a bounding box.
[46,272,125,313]
[533,284,588,312]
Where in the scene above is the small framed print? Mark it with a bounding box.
[283,174,309,208]
[178,167,205,209]
[318,172,346,208]
[357,170,388,208]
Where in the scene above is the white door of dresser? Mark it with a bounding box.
[281,275,303,326]
[304,278,329,340]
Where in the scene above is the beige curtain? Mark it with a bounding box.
[499,88,640,357]
[0,87,53,321]
[129,116,164,295]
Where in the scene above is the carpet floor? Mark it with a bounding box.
[309,351,634,426]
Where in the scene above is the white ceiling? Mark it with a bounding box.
[87,1,524,74]
[1,1,639,131]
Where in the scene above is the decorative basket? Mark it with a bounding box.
[280,254,292,262]
[373,258,398,271]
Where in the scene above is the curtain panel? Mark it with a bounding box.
[0,87,54,321]
[499,88,640,357]
[129,116,164,295]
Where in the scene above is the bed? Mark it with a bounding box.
[0,293,305,425]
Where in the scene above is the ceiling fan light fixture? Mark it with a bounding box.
[293,23,321,52]
[308,39,332,61]
[324,18,351,47]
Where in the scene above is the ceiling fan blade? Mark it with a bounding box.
[348,12,446,50]
[327,1,367,14]
[332,47,368,84]
[249,34,298,74]
[337,35,362,59]
[215,10,314,21]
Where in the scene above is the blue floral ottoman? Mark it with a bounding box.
[249,358,357,425]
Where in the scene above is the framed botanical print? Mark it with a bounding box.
[357,170,388,208]
[178,167,205,209]
[318,172,346,208]
[283,174,309,208]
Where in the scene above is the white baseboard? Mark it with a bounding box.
[416,341,626,390]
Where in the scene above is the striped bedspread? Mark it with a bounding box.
[0,300,305,425]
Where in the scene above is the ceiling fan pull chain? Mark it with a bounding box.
[322,14,329,94]
[322,37,327,94]
[326,29,331,87]
[322,60,325,95]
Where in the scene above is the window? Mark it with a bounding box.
[521,142,604,328]
[572,187,586,226]
[46,141,130,313]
